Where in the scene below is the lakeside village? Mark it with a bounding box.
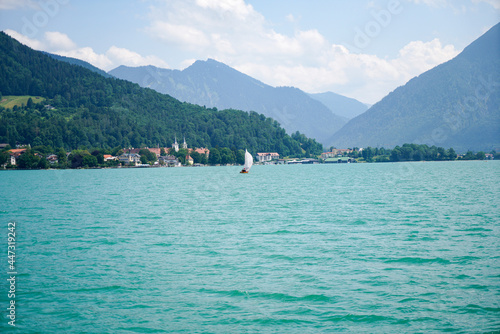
[0,139,497,170]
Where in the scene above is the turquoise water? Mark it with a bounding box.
[0,161,499,333]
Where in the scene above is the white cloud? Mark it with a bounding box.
[4,29,45,49]
[195,0,254,19]
[5,29,169,71]
[144,0,459,104]
[44,31,76,50]
[59,47,113,69]
[105,46,168,68]
[5,0,464,104]
[148,21,210,49]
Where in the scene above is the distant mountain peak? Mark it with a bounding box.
[329,22,500,151]
[109,59,353,144]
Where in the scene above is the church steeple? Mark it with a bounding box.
[182,137,187,149]
[172,136,179,152]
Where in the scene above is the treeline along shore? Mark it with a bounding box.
[1,142,497,170]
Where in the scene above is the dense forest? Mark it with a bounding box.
[0,32,322,157]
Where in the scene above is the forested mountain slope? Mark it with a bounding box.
[0,32,321,156]
[329,23,500,152]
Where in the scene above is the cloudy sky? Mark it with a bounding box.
[1,0,499,104]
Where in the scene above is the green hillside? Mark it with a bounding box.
[0,95,45,109]
[0,32,321,156]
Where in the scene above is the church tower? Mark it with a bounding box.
[172,136,179,152]
[182,137,188,149]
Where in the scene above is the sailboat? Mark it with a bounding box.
[240,149,253,174]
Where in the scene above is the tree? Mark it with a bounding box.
[69,150,91,168]
[220,147,235,165]
[138,149,157,164]
[476,151,486,160]
[235,149,245,165]
[16,150,40,169]
[209,147,221,165]
[91,150,104,164]
[37,157,49,169]
[27,97,34,109]
[437,147,446,160]
[190,150,202,164]
[362,147,374,162]
[447,148,456,160]
[390,147,401,162]
[0,151,9,166]
[57,148,67,166]
[463,151,476,160]
[82,154,98,167]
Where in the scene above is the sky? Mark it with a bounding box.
[0,0,499,104]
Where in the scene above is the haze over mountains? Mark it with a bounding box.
[308,92,369,121]
[109,60,364,145]
[329,23,500,152]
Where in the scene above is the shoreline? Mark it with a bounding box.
[0,159,496,172]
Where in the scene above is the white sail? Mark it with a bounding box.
[243,149,253,171]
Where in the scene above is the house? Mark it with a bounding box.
[118,153,141,165]
[7,149,27,166]
[146,148,161,157]
[321,149,353,159]
[0,143,9,149]
[256,152,279,162]
[103,155,117,161]
[186,155,194,165]
[124,148,141,154]
[46,154,59,164]
[159,155,181,167]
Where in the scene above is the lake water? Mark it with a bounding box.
[0,161,499,333]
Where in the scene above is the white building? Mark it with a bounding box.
[118,153,141,165]
[256,152,279,163]
[172,137,179,152]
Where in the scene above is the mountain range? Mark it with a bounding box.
[109,60,365,145]
[329,23,500,152]
[0,31,322,156]
[2,22,498,153]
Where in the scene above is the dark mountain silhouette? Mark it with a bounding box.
[329,23,500,152]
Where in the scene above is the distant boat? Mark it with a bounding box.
[240,149,253,173]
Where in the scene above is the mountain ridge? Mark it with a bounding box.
[329,22,500,152]
[0,31,322,156]
[109,59,365,144]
